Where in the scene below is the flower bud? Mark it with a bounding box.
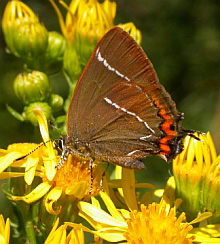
[14,22,48,61]
[48,94,64,112]
[14,71,51,105]
[173,132,217,222]
[2,1,48,62]
[23,102,52,126]
[63,42,82,81]
[45,31,66,64]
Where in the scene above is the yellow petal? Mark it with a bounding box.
[12,182,51,203]
[0,215,5,235]
[91,196,101,209]
[190,212,213,225]
[94,227,126,242]
[190,224,220,238]
[186,138,195,172]
[118,209,130,219]
[79,210,104,231]
[99,191,124,221]
[45,187,62,215]
[115,166,123,196]
[67,223,126,242]
[191,235,220,243]
[66,181,87,199]
[33,109,57,181]
[122,168,138,211]
[24,157,39,185]
[67,223,94,241]
[78,202,127,228]
[0,152,21,173]
[44,218,59,244]
[207,131,217,161]
[42,155,57,182]
[45,225,67,244]
[154,189,164,198]
[0,215,10,244]
[4,218,10,244]
[66,224,85,244]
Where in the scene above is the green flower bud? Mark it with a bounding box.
[23,102,52,126]
[14,71,52,105]
[45,31,66,64]
[63,41,82,82]
[2,1,48,62]
[12,21,48,61]
[48,94,64,112]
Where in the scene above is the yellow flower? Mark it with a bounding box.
[50,0,116,42]
[78,191,202,243]
[50,0,141,69]
[124,203,194,244]
[0,215,10,244]
[1,109,104,230]
[12,153,103,211]
[0,109,57,184]
[173,132,220,223]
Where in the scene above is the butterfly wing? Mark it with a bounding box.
[67,27,184,168]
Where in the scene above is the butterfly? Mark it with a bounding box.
[58,26,192,170]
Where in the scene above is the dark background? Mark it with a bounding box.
[0,0,220,240]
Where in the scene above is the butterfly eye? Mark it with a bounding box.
[58,138,64,150]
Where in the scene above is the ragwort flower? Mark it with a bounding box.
[10,111,104,217]
[78,191,202,243]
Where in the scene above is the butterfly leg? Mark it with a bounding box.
[56,147,70,169]
[89,158,94,195]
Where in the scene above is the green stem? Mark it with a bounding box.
[25,217,37,244]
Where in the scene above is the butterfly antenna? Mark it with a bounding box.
[48,120,62,136]
[14,140,52,161]
[183,129,203,141]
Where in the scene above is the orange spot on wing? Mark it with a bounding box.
[153,99,178,156]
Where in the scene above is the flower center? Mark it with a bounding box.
[124,203,195,244]
[50,154,102,197]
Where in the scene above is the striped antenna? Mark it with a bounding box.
[14,140,53,161]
